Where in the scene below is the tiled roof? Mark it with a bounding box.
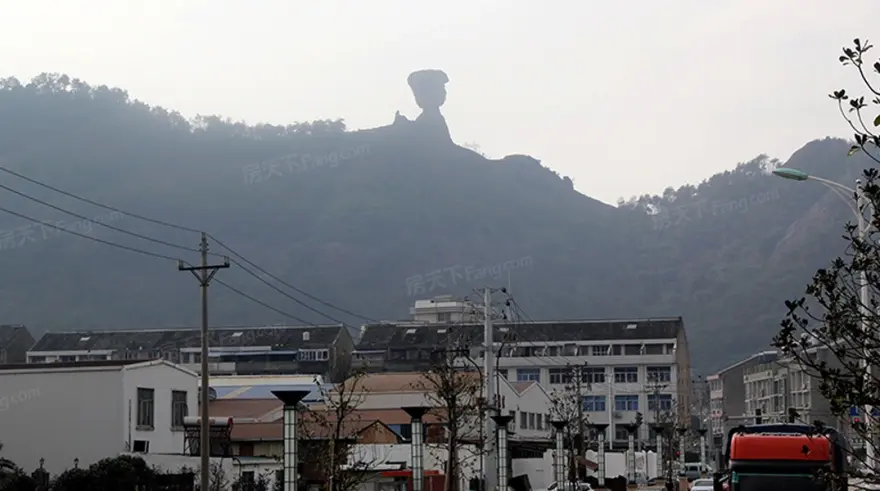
[0,325,30,349]
[30,324,345,352]
[208,399,283,420]
[0,359,146,371]
[231,418,387,442]
[355,318,683,350]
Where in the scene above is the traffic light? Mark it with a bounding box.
[635,412,644,427]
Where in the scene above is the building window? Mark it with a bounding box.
[648,394,674,411]
[520,411,527,429]
[591,345,610,356]
[239,443,255,457]
[298,349,329,361]
[28,356,46,363]
[171,390,188,429]
[529,413,536,429]
[614,367,638,383]
[584,367,606,384]
[516,368,541,383]
[137,388,155,429]
[614,395,639,411]
[549,368,572,385]
[624,344,642,355]
[437,312,452,322]
[583,395,606,412]
[537,413,543,430]
[647,366,672,383]
[644,344,664,355]
[59,355,76,362]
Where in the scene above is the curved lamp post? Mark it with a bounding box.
[772,167,875,472]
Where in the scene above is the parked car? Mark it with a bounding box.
[689,479,714,491]
[537,481,593,491]
[681,463,712,481]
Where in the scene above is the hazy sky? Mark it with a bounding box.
[1,0,876,204]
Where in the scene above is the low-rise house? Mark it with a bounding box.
[26,324,354,382]
[0,324,35,364]
[0,359,197,475]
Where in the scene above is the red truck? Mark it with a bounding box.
[712,423,849,491]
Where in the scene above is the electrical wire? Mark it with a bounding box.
[0,181,216,256]
[0,205,181,262]
[206,234,375,323]
[0,178,350,324]
[0,164,376,323]
[0,205,314,325]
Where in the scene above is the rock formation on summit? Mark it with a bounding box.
[406,69,451,141]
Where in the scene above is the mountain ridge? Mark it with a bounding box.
[0,72,870,372]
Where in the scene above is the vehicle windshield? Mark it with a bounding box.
[734,473,826,491]
[693,480,712,486]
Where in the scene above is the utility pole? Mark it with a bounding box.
[178,232,229,491]
[482,287,497,491]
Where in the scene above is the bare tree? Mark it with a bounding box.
[414,348,485,491]
[548,363,591,484]
[772,37,880,487]
[301,370,381,491]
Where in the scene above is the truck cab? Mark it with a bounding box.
[712,423,848,491]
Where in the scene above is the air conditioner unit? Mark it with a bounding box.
[613,412,623,420]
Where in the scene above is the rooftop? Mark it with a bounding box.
[231,418,396,442]
[356,318,683,350]
[30,324,346,352]
[341,371,481,393]
[0,325,31,349]
[0,359,192,373]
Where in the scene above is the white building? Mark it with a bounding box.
[354,310,691,447]
[0,359,197,475]
[336,371,553,443]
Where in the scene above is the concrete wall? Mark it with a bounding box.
[0,366,123,475]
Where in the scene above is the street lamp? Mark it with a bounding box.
[403,406,429,491]
[772,167,875,471]
[272,390,311,491]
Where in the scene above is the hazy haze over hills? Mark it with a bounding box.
[0,74,870,372]
[1,0,876,204]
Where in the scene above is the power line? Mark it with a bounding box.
[0,179,351,324]
[0,205,313,325]
[0,164,375,322]
[0,165,202,234]
[0,181,216,256]
[0,205,181,262]
[207,234,375,323]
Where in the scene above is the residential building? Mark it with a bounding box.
[409,295,474,323]
[25,324,354,382]
[0,325,35,364]
[353,316,691,447]
[742,347,843,430]
[708,351,778,444]
[0,359,197,475]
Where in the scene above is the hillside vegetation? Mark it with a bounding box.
[0,73,868,372]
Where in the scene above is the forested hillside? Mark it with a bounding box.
[0,73,868,372]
